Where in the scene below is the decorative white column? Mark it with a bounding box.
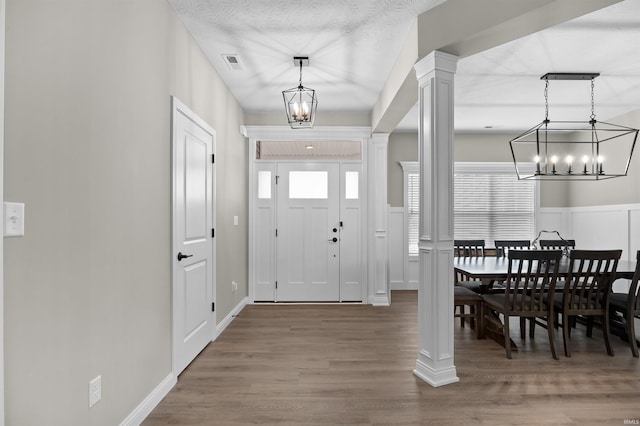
[369,133,390,306]
[413,51,459,387]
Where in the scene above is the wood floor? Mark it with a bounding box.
[143,291,640,425]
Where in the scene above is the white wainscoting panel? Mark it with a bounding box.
[538,205,640,260]
[388,208,405,289]
[388,207,419,290]
[536,209,570,239]
[570,208,628,251]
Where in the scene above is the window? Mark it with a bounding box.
[400,162,420,257]
[289,171,328,199]
[402,162,537,255]
[258,171,272,199]
[454,163,536,247]
[345,171,359,199]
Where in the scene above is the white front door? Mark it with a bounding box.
[276,163,340,301]
[172,97,215,375]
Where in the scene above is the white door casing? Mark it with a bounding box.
[242,125,371,304]
[276,162,340,301]
[171,97,216,375]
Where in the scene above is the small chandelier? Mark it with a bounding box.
[282,56,318,129]
[510,73,638,180]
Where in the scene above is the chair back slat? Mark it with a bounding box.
[494,240,530,257]
[504,250,562,312]
[540,239,576,250]
[631,251,640,312]
[454,239,485,257]
[564,249,621,314]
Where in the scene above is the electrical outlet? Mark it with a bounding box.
[89,375,102,408]
[232,281,238,292]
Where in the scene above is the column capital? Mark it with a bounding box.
[414,51,459,80]
[370,132,389,146]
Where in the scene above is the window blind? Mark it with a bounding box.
[454,168,535,247]
[407,172,420,256]
[405,163,536,255]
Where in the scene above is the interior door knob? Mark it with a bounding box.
[177,252,193,261]
[328,237,338,243]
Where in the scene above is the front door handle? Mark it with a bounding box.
[177,252,193,261]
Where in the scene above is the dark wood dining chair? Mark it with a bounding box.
[494,240,530,257]
[454,285,483,339]
[539,239,576,250]
[553,249,622,357]
[454,239,485,257]
[482,249,563,359]
[609,250,640,357]
[454,240,487,299]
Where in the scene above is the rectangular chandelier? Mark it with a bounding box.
[510,73,638,180]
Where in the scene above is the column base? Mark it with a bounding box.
[413,358,459,387]
[371,294,390,306]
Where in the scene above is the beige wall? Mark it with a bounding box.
[388,131,572,208]
[566,108,640,207]
[388,132,419,207]
[4,0,246,425]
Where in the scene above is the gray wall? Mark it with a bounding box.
[566,108,640,207]
[388,131,574,208]
[388,132,419,207]
[4,0,247,424]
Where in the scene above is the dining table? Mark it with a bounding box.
[454,254,638,349]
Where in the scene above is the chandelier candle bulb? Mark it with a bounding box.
[566,155,573,174]
[582,155,589,174]
[551,155,558,174]
[598,156,604,175]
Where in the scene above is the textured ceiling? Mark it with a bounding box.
[168,0,640,133]
[400,0,640,132]
[167,0,446,113]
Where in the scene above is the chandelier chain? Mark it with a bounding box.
[544,79,549,121]
[590,78,596,121]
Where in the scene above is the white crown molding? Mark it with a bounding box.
[240,125,372,140]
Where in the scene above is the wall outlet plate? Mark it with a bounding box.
[4,202,25,237]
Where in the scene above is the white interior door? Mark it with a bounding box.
[172,97,215,375]
[276,163,340,301]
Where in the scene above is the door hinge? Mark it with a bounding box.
[340,221,343,228]
[211,154,215,163]
[211,302,215,312]
[275,281,278,289]
[211,228,215,238]
[275,229,278,237]
[275,175,279,184]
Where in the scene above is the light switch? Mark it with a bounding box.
[4,202,25,237]
[233,215,239,226]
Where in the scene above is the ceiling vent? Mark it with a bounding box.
[222,54,244,71]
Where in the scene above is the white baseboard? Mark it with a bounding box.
[119,372,176,426]
[121,298,248,425]
[215,296,249,339]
